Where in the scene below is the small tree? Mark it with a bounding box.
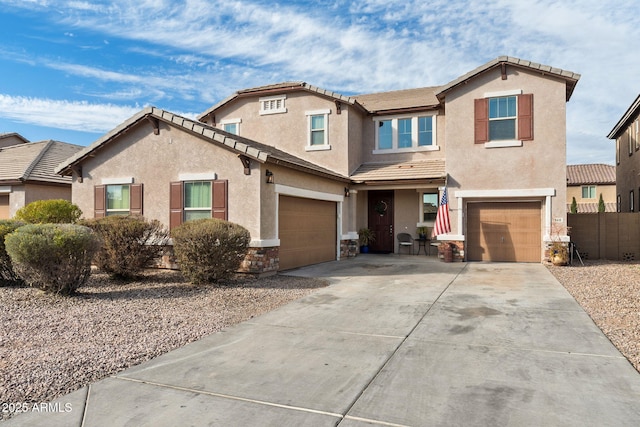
[570,197,578,214]
[82,216,170,279]
[171,218,250,284]
[0,220,25,286]
[15,199,82,224]
[5,224,99,295]
[598,193,606,213]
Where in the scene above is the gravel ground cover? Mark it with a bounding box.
[0,270,327,421]
[547,259,640,373]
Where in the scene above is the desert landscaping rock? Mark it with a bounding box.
[0,270,327,421]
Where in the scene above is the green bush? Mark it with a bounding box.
[81,216,170,279]
[4,224,99,295]
[0,220,25,286]
[171,218,250,284]
[15,199,82,224]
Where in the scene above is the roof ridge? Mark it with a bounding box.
[21,140,53,181]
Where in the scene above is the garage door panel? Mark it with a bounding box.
[279,196,336,270]
[467,202,541,262]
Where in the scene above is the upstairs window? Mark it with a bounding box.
[489,96,516,140]
[374,115,437,152]
[631,190,635,212]
[581,185,596,199]
[306,109,331,150]
[259,95,287,115]
[475,92,533,145]
[220,118,241,135]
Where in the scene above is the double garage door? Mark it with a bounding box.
[467,202,541,262]
[278,196,337,270]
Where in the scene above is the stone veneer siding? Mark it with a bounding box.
[436,241,465,262]
[341,239,359,258]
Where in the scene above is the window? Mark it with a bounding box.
[617,194,621,212]
[170,180,227,229]
[374,115,437,152]
[220,118,241,135]
[422,193,438,222]
[259,95,286,115]
[184,181,212,221]
[581,185,596,199]
[631,190,635,212]
[106,184,130,215]
[418,116,434,146]
[94,182,143,218]
[617,137,620,164]
[489,96,516,140]
[306,109,330,150]
[474,92,533,145]
[628,128,634,156]
[636,119,640,151]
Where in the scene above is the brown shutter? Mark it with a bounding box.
[517,94,534,141]
[212,180,228,220]
[130,183,143,216]
[474,98,489,144]
[94,185,106,218]
[169,181,183,229]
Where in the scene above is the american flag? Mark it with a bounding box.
[432,187,451,237]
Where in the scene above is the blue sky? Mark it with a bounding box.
[0,0,637,165]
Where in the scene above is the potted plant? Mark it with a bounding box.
[358,227,375,253]
[549,242,569,266]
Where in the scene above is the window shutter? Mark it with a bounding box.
[212,180,228,220]
[474,98,489,144]
[130,183,143,216]
[94,185,106,218]
[169,181,183,229]
[517,94,534,141]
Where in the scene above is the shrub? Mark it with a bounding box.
[82,216,170,279]
[171,218,250,284]
[0,220,25,286]
[15,199,82,224]
[4,224,99,295]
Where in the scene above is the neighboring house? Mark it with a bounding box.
[566,164,616,213]
[57,56,580,271]
[0,132,29,148]
[0,140,84,219]
[607,94,640,212]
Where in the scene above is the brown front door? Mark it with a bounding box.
[368,190,394,253]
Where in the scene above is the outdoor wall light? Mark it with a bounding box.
[266,169,274,184]
[344,187,350,197]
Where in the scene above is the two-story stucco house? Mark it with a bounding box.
[607,94,640,212]
[56,56,580,272]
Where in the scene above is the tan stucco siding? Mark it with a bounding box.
[443,66,568,237]
[567,184,616,207]
[616,119,640,211]
[213,92,352,176]
[1,183,71,218]
[71,121,262,238]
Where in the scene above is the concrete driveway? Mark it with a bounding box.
[7,255,640,426]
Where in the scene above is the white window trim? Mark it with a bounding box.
[305,109,331,151]
[372,113,439,154]
[259,94,287,115]
[0,186,11,193]
[178,172,217,181]
[220,118,241,135]
[101,177,134,185]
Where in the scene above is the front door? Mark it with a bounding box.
[368,190,394,253]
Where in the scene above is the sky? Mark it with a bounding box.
[0,0,637,166]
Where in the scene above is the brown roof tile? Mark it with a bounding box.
[351,160,446,183]
[353,87,441,113]
[566,164,615,185]
[0,140,82,184]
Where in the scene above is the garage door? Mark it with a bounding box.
[0,195,9,219]
[278,195,337,270]
[467,202,541,262]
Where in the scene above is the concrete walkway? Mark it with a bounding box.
[7,256,640,426]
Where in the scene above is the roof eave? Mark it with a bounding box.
[607,94,640,139]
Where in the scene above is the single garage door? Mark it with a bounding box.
[467,202,541,262]
[0,195,9,219]
[278,195,337,270]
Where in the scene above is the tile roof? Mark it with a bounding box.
[0,140,83,184]
[350,160,446,183]
[566,202,617,213]
[566,164,615,185]
[353,86,441,114]
[57,107,350,182]
[198,82,363,122]
[436,56,581,101]
[607,94,640,139]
